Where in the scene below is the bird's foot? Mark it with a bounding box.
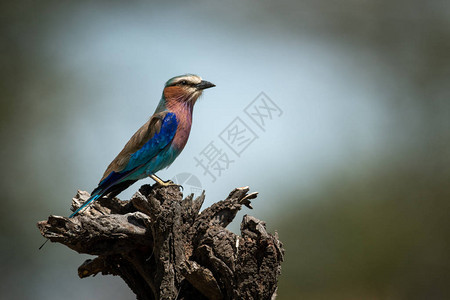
[150,174,183,190]
[158,179,183,190]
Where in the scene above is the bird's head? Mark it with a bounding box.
[162,74,215,107]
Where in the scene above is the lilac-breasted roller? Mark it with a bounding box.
[70,74,215,217]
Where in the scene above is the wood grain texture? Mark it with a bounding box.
[37,184,284,300]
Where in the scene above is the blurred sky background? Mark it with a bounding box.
[1,0,449,299]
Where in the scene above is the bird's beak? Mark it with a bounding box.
[195,80,216,90]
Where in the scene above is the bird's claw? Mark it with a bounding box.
[150,174,183,190]
[157,180,184,191]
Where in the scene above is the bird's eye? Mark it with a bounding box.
[181,80,187,85]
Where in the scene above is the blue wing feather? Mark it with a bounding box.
[70,112,178,217]
[98,112,178,186]
[123,113,178,172]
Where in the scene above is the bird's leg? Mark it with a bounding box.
[149,174,183,190]
[149,174,173,185]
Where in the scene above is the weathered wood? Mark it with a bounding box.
[37,184,284,300]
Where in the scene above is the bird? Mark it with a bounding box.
[70,74,215,217]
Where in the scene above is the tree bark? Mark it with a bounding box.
[37,184,284,300]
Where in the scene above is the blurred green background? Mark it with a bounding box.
[1,1,449,299]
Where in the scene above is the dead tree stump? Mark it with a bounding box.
[37,184,284,300]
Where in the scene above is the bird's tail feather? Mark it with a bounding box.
[69,166,142,218]
[40,190,102,250]
[69,194,100,218]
